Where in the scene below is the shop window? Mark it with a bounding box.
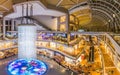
[60,16,66,23]
[70,15,74,22]
[60,24,66,31]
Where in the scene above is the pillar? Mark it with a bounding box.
[11,19,15,31]
[8,20,11,31]
[18,24,36,59]
[66,13,70,44]
[67,33,70,43]
[65,13,69,32]
[3,18,6,38]
[0,19,1,33]
[57,17,60,31]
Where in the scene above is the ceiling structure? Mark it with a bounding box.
[40,0,92,25]
[0,0,13,16]
[41,0,120,31]
[5,1,65,18]
[89,0,120,32]
[11,0,91,25]
[1,0,120,31]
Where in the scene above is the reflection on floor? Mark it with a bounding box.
[0,55,77,75]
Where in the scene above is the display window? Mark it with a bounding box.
[74,45,78,50]
[64,47,74,54]
[0,43,4,50]
[117,62,120,71]
[50,42,56,48]
[56,44,64,51]
[0,51,5,59]
[60,24,66,31]
[65,57,74,64]
[60,16,66,23]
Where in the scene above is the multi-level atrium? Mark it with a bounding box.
[0,0,120,75]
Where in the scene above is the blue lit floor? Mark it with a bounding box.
[8,59,48,75]
[0,55,77,75]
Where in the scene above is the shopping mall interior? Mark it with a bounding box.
[0,0,120,75]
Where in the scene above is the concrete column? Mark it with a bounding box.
[3,18,6,38]
[57,17,60,31]
[18,24,36,59]
[67,33,70,43]
[11,19,15,31]
[15,21,17,30]
[65,13,70,32]
[66,13,70,44]
[0,20,1,33]
[8,20,11,31]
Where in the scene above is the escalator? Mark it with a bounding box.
[88,35,94,62]
[23,16,52,31]
[88,46,94,62]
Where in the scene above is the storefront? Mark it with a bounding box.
[56,44,64,51]
[36,41,49,47]
[64,46,74,55]
[50,42,56,49]
[117,58,120,71]
[74,44,78,50]
[37,49,54,58]
[54,52,65,63]
[0,41,15,50]
[65,56,75,64]
[0,51,5,59]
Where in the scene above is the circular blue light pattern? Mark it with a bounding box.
[7,59,48,75]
